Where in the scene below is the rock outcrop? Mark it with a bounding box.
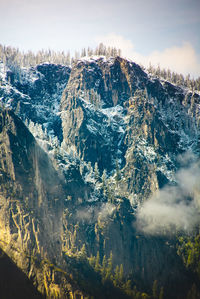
[0,108,69,297]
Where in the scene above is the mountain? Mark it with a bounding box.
[0,55,200,299]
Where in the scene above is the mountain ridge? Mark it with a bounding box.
[0,54,200,298]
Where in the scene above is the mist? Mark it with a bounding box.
[76,202,116,223]
[136,153,200,235]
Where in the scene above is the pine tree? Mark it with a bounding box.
[159,287,164,299]
[124,280,132,296]
[105,251,113,280]
[87,47,93,57]
[79,244,87,260]
[81,48,86,57]
[115,160,121,185]
[155,65,161,77]
[152,280,158,299]
[94,162,100,181]
[88,161,92,172]
[101,169,107,189]
[88,255,96,268]
[167,69,171,81]
[95,251,100,272]
[119,264,124,283]
[66,51,71,65]
[114,265,120,286]
[106,184,114,203]
[101,255,107,277]
[15,101,20,116]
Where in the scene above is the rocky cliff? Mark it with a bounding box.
[0,107,69,296]
[61,56,199,199]
[0,55,200,298]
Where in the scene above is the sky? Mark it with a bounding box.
[0,0,200,77]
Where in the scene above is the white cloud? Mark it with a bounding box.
[136,154,200,235]
[95,33,200,78]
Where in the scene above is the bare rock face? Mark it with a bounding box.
[0,108,68,296]
[60,57,149,172]
[61,94,127,173]
[61,56,199,193]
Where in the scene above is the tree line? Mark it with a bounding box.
[147,63,200,91]
[0,43,199,92]
[0,43,121,69]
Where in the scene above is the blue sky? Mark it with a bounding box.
[1,0,200,77]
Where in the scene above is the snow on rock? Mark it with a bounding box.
[0,62,70,140]
[77,55,115,65]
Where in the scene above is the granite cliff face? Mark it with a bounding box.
[61,56,199,198]
[0,56,200,298]
[0,108,69,296]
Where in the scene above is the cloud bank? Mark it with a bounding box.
[95,33,200,78]
[136,153,200,235]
